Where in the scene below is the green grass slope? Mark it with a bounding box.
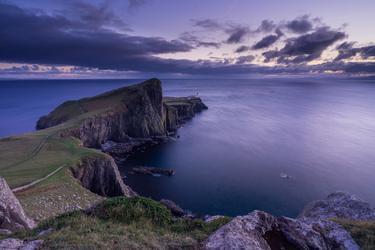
[0,124,104,221]
[14,197,230,249]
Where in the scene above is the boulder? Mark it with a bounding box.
[0,177,36,233]
[299,191,375,220]
[0,238,43,250]
[203,192,373,250]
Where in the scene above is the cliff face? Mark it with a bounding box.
[71,155,136,197]
[37,79,207,148]
[164,96,208,130]
[0,177,36,234]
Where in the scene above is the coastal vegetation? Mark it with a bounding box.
[12,197,230,249]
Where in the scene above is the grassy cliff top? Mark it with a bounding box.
[36,78,162,129]
[0,123,104,221]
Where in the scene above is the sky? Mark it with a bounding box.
[0,0,374,78]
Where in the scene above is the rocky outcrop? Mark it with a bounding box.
[71,155,136,197]
[299,191,375,220]
[164,96,208,131]
[160,199,185,217]
[0,238,43,250]
[0,177,36,233]
[37,79,207,148]
[204,192,375,250]
[131,166,175,176]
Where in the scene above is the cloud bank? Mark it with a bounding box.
[0,2,374,77]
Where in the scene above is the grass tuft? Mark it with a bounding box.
[333,218,375,250]
[93,196,173,226]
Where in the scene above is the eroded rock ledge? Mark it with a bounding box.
[204,192,375,250]
[71,155,136,197]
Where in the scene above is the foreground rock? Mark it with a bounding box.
[0,177,36,233]
[131,166,175,176]
[299,191,375,220]
[204,192,375,250]
[0,238,43,250]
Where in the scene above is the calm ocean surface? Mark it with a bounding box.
[1,78,375,217]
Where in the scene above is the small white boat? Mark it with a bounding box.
[280,172,291,179]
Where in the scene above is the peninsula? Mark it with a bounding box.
[0,79,374,249]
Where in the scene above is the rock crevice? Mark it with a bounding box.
[71,155,136,197]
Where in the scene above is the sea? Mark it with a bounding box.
[1,77,375,217]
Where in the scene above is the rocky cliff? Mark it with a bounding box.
[204,192,375,250]
[37,78,207,148]
[0,177,36,234]
[71,155,136,197]
[35,79,206,201]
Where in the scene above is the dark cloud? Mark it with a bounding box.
[252,29,283,50]
[235,46,251,53]
[128,0,149,11]
[285,15,314,34]
[360,46,375,58]
[255,20,276,33]
[236,55,255,64]
[263,27,346,64]
[0,3,373,76]
[192,19,251,44]
[179,32,221,48]
[192,19,223,30]
[0,2,193,71]
[334,42,375,61]
[62,0,128,30]
[226,25,251,44]
[225,25,251,44]
[334,42,357,61]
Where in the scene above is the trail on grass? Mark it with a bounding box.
[1,132,55,171]
[12,165,65,193]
